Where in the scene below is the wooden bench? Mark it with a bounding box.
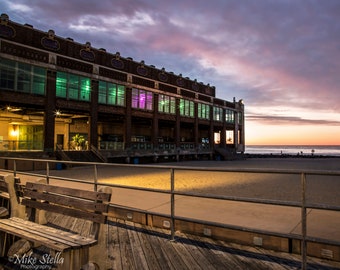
[0,181,112,270]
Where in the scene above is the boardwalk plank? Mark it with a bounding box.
[117,220,135,269]
[175,232,223,270]
[158,230,206,270]
[135,222,164,269]
[136,225,186,269]
[179,233,244,270]
[233,243,297,270]
[133,223,175,270]
[196,235,272,270]
[125,221,150,270]
[108,220,123,270]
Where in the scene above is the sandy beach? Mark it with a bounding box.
[19,157,340,206]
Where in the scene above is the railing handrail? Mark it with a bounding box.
[1,156,340,270]
[1,156,339,177]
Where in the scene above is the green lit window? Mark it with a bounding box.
[98,81,107,104]
[225,109,235,123]
[56,72,90,101]
[117,85,125,106]
[0,58,15,90]
[213,106,223,121]
[132,88,153,110]
[56,72,67,98]
[17,63,31,93]
[180,99,194,117]
[198,103,210,120]
[98,81,125,106]
[158,94,175,114]
[0,58,46,95]
[80,77,91,101]
[107,83,117,104]
[32,66,46,95]
[68,74,79,100]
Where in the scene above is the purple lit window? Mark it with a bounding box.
[146,92,153,110]
[132,88,153,110]
[139,90,146,108]
[132,88,139,108]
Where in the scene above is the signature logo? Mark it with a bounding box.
[9,251,64,269]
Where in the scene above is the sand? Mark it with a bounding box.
[18,157,340,206]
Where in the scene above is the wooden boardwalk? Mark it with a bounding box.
[2,213,339,269]
[106,219,340,270]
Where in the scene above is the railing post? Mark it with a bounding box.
[170,168,175,241]
[94,164,98,191]
[301,172,307,270]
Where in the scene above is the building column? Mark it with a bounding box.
[234,111,239,151]
[239,102,245,152]
[194,103,199,147]
[175,98,181,148]
[175,98,181,161]
[209,107,214,150]
[89,80,99,148]
[220,109,226,148]
[43,70,56,154]
[152,93,159,149]
[125,87,132,150]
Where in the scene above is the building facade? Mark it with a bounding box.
[0,14,244,161]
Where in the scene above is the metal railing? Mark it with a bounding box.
[0,156,339,270]
[0,140,43,151]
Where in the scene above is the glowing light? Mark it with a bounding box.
[54,110,62,117]
[11,125,18,137]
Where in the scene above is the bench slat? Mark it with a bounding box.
[24,189,109,212]
[25,182,111,201]
[10,217,97,246]
[0,218,97,252]
[0,219,71,251]
[22,199,107,224]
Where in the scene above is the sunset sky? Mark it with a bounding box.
[1,0,339,145]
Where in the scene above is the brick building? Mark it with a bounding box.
[0,13,244,162]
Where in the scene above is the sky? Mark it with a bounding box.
[1,0,340,145]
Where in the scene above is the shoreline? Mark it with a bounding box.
[243,153,340,159]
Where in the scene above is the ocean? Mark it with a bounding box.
[245,145,340,157]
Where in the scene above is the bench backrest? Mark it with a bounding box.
[0,175,24,196]
[0,175,8,193]
[0,175,10,216]
[0,174,26,218]
[22,182,112,224]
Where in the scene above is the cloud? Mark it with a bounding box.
[6,3,32,13]
[69,11,155,35]
[1,0,339,120]
[247,114,340,126]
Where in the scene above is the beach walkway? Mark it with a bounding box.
[105,218,340,270]
[36,213,338,270]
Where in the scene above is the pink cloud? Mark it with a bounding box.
[1,0,339,128]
